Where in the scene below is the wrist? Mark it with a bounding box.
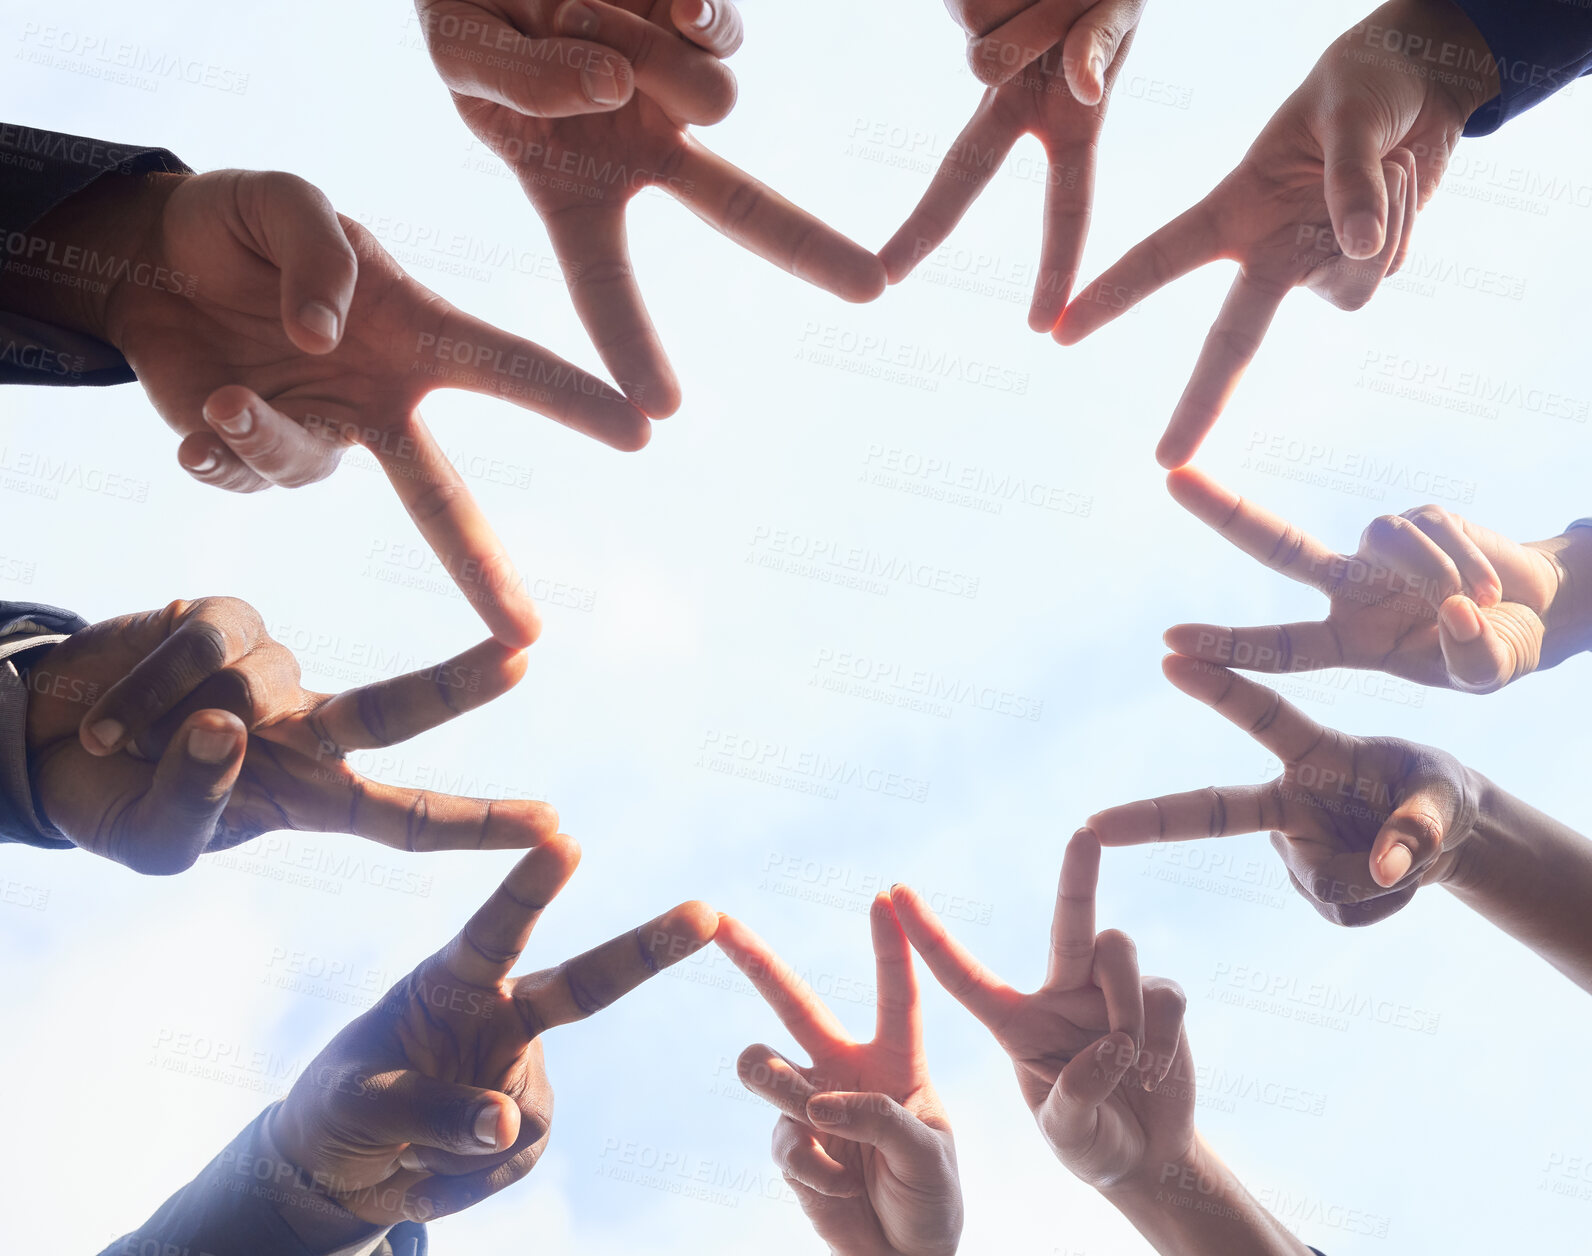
[0,170,183,344]
[1432,768,1503,894]
[1360,0,1501,122]
[1528,526,1592,666]
[259,1105,389,1253]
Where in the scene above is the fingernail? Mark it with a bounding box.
[807,1096,846,1126]
[1440,598,1481,642]
[582,62,625,106]
[187,450,219,475]
[691,0,715,28]
[298,300,340,343]
[1340,211,1382,259]
[1088,53,1104,82]
[473,1103,502,1147]
[398,1148,426,1173]
[188,726,239,764]
[89,719,124,751]
[1378,845,1413,886]
[556,0,599,37]
[210,402,254,439]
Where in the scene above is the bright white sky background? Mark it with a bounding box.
[3,1,1592,1252]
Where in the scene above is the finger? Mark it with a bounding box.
[1139,978,1187,1091]
[1058,0,1140,107]
[1045,828,1099,989]
[878,103,1019,284]
[425,5,634,117]
[1400,506,1501,605]
[177,433,272,493]
[1162,622,1347,676]
[736,1043,819,1122]
[1090,929,1144,1051]
[327,1072,521,1160]
[669,0,745,59]
[541,204,678,419]
[311,639,527,753]
[1369,793,1449,888]
[1042,1030,1136,1150]
[419,299,653,445]
[1055,198,1223,344]
[1320,97,1391,260]
[1157,271,1290,469]
[439,834,582,986]
[714,914,851,1053]
[514,899,719,1033]
[1437,596,1544,694]
[556,0,737,125]
[1273,834,1405,926]
[1385,148,1419,278]
[1088,782,1278,847]
[367,410,541,649]
[1161,654,1329,761]
[201,386,346,489]
[672,142,887,302]
[773,1117,861,1197]
[966,0,1076,88]
[889,883,1019,1030]
[240,171,358,354]
[1165,466,1343,595]
[1028,132,1098,332]
[79,599,264,756]
[112,710,246,875]
[1360,513,1468,608]
[1311,158,1406,311]
[807,1092,938,1165]
[870,893,921,1052]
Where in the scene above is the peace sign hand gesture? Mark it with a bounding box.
[890,832,1191,1191]
[24,596,558,875]
[269,833,717,1227]
[1164,467,1590,695]
[716,896,962,1256]
[1090,655,1482,925]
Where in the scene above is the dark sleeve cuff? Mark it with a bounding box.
[1451,1,1592,136]
[97,1106,429,1256]
[0,123,191,386]
[0,601,87,849]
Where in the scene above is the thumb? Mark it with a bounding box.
[238,170,359,355]
[1320,99,1391,260]
[805,1092,935,1164]
[1040,1031,1135,1152]
[1438,595,1544,693]
[1369,795,1449,889]
[328,1072,523,1165]
[115,710,246,875]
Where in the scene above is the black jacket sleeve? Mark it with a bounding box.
[1451,1,1592,136]
[0,123,190,386]
[0,600,87,849]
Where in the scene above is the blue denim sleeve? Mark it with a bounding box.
[1451,0,1592,135]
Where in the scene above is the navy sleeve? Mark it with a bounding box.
[98,1108,429,1256]
[0,123,190,386]
[0,600,87,849]
[1451,1,1592,136]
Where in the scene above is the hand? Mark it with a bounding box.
[1090,654,1483,925]
[268,832,717,1229]
[715,896,962,1256]
[23,596,557,875]
[434,0,886,415]
[880,0,1146,332]
[1057,0,1501,467]
[28,166,651,646]
[1164,466,1592,694]
[890,832,1192,1192]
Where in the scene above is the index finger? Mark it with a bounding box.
[1163,654,1329,762]
[869,894,920,1052]
[671,142,887,303]
[367,410,540,649]
[1044,829,1099,989]
[1166,467,1344,595]
[440,834,582,987]
[1156,271,1290,469]
[513,899,719,1033]
[714,914,851,1054]
[1055,198,1224,343]
[888,884,1020,1031]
